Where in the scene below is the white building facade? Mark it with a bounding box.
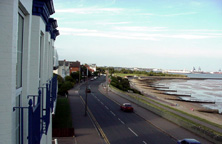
[0,0,59,144]
[89,64,97,72]
[54,60,70,79]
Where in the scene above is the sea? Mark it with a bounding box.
[154,74,222,113]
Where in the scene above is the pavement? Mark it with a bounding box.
[53,83,105,144]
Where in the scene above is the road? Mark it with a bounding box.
[79,76,177,144]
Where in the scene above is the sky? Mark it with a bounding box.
[52,0,222,72]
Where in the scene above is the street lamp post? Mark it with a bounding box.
[106,70,109,94]
[85,68,88,116]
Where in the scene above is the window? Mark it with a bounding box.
[39,34,44,86]
[16,9,24,144]
[16,13,24,89]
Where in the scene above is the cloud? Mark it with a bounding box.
[58,27,158,40]
[141,47,222,58]
[58,27,222,40]
[113,26,168,32]
[59,27,98,33]
[138,12,197,17]
[139,13,155,16]
[56,7,124,14]
[157,12,197,17]
[96,22,131,25]
[164,34,216,39]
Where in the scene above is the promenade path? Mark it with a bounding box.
[54,83,104,144]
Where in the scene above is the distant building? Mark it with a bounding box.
[84,64,95,73]
[53,49,59,70]
[89,64,97,72]
[54,60,70,78]
[153,69,163,73]
[70,61,81,73]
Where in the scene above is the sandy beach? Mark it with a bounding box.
[130,78,222,125]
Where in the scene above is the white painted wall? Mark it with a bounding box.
[0,0,32,143]
[0,1,17,142]
[0,0,58,143]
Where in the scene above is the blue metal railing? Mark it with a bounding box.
[44,83,51,134]
[13,75,58,144]
[28,90,41,144]
[51,75,57,112]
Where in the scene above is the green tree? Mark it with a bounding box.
[65,76,74,82]
[70,71,80,82]
[109,67,115,75]
[97,67,106,74]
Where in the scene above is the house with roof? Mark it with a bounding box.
[89,64,97,73]
[54,60,71,78]
[70,61,81,73]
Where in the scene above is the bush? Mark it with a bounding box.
[58,81,74,96]
[57,74,64,84]
[110,76,140,94]
[56,75,75,96]
[65,76,74,82]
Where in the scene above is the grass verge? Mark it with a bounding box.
[52,97,72,128]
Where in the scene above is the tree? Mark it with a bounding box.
[65,76,74,82]
[109,67,115,75]
[70,71,80,82]
[97,67,106,74]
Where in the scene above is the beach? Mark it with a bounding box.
[130,77,222,125]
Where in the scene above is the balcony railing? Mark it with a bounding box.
[13,75,58,144]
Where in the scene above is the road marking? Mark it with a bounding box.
[128,127,138,137]
[118,118,125,124]
[105,106,109,110]
[79,96,110,144]
[101,102,104,105]
[143,141,147,144]
[110,111,116,116]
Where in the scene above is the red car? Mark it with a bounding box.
[177,139,201,144]
[120,103,134,112]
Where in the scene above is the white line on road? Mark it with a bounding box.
[118,118,125,124]
[105,106,109,110]
[101,102,104,105]
[110,111,116,116]
[143,141,147,144]
[128,127,138,137]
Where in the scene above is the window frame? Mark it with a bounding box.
[15,8,25,144]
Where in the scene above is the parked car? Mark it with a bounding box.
[120,103,134,112]
[177,138,201,144]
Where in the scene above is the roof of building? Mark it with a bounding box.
[70,61,80,67]
[58,60,69,66]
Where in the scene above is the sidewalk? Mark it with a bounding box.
[55,84,104,144]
